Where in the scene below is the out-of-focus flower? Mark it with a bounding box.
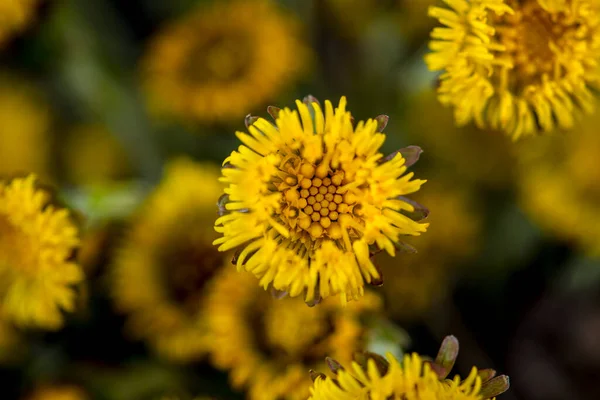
[426,0,600,139]
[308,336,510,399]
[0,77,51,179]
[24,385,89,400]
[0,0,39,46]
[405,90,516,190]
[112,159,225,362]
[375,183,481,318]
[204,267,381,400]
[214,96,428,304]
[517,113,600,256]
[61,125,132,185]
[140,0,308,123]
[0,175,82,330]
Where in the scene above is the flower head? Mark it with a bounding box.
[308,336,510,400]
[0,175,82,330]
[214,96,428,304]
[426,0,600,139]
[204,267,381,400]
[112,159,225,361]
[141,0,308,123]
[0,0,39,46]
[517,112,600,256]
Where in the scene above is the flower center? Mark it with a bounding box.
[494,0,583,88]
[160,229,224,315]
[262,298,330,360]
[275,158,361,245]
[184,33,250,84]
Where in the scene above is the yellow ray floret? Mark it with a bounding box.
[141,0,308,122]
[426,0,600,139]
[214,97,428,303]
[309,353,484,400]
[0,175,82,330]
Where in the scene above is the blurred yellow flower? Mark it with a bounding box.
[62,125,131,185]
[24,385,89,400]
[112,158,225,362]
[204,267,381,400]
[308,353,483,400]
[517,113,600,256]
[0,0,39,46]
[0,175,82,330]
[375,183,481,318]
[141,0,308,123]
[214,97,428,304]
[426,0,600,139]
[0,77,51,179]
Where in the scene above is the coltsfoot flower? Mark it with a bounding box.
[308,336,510,400]
[204,267,381,400]
[426,0,600,139]
[214,96,428,304]
[140,0,308,123]
[0,175,82,330]
[112,159,225,362]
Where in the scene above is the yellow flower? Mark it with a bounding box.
[111,158,225,362]
[375,183,481,318]
[309,353,483,400]
[0,0,39,46]
[204,267,381,400]
[214,96,428,304]
[426,0,600,139]
[62,125,131,185]
[0,77,51,179]
[24,385,89,400]
[0,175,82,330]
[517,112,600,256]
[141,0,308,123]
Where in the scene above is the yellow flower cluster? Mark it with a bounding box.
[426,0,600,139]
[214,97,428,304]
[0,175,82,330]
[141,0,308,123]
[112,159,224,361]
[204,268,381,400]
